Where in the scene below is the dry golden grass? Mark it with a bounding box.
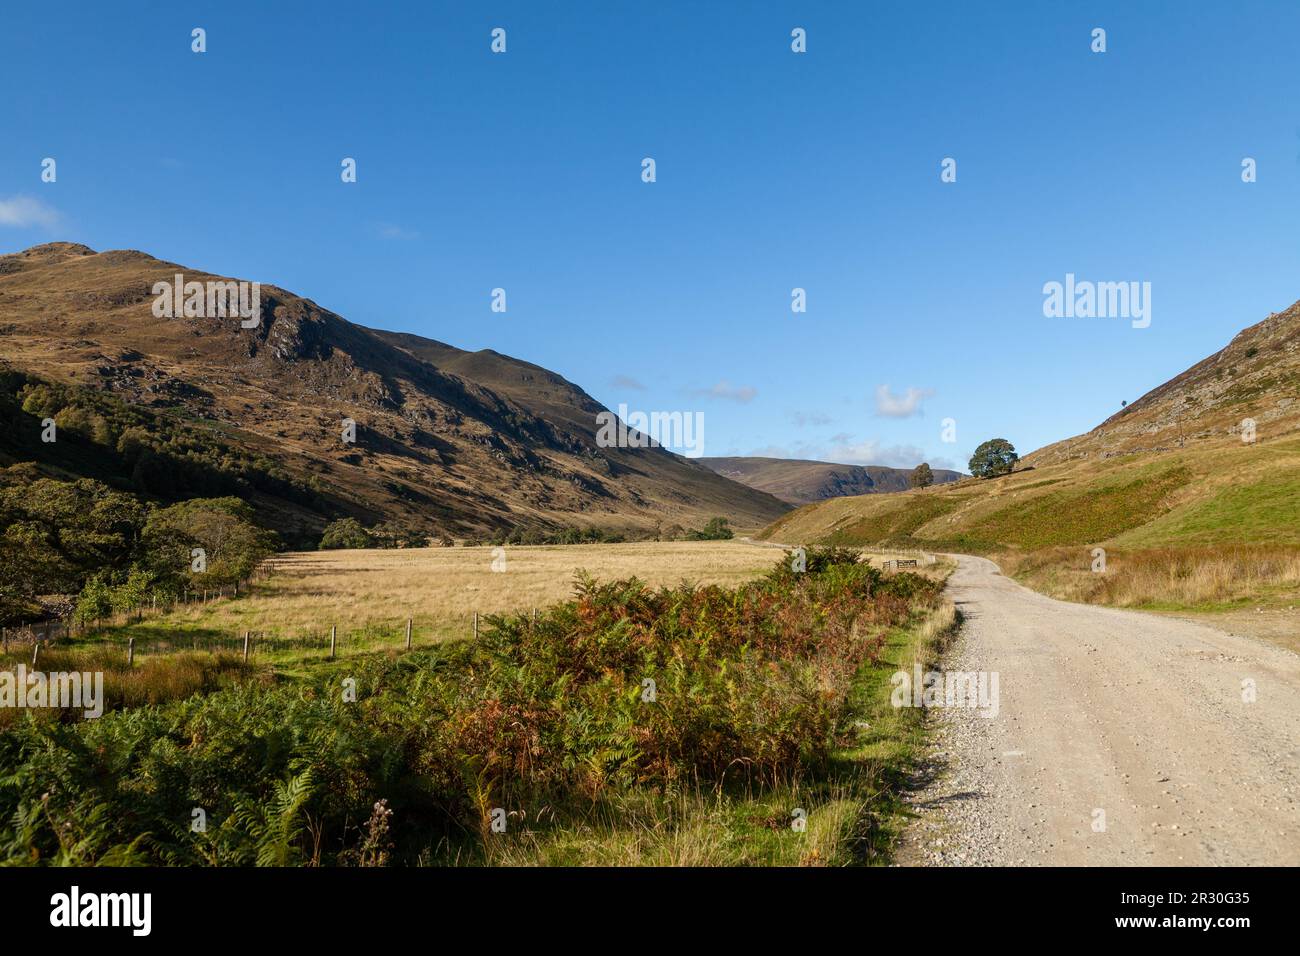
[144,540,791,645]
[0,647,255,728]
[1003,545,1300,610]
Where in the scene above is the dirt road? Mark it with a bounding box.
[900,555,1300,866]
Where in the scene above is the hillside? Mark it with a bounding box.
[760,300,1300,613]
[700,456,962,505]
[0,242,789,541]
[1029,303,1300,466]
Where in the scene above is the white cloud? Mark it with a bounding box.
[692,380,757,403]
[874,385,934,418]
[790,410,832,428]
[611,374,646,390]
[375,222,420,240]
[826,438,932,469]
[0,196,60,229]
[745,436,938,470]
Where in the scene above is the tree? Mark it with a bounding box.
[968,439,1018,479]
[910,462,934,489]
[689,517,734,541]
[372,521,428,549]
[319,517,371,550]
[110,566,156,617]
[74,573,114,625]
[143,497,277,586]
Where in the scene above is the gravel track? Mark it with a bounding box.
[897,555,1300,866]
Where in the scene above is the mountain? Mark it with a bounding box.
[698,456,962,505]
[1027,302,1300,466]
[761,300,1300,555]
[0,242,789,540]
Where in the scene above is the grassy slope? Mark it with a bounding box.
[760,435,1300,613]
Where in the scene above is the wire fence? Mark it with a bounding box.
[3,559,535,666]
[2,611,502,667]
[1,578,256,650]
[125,622,422,659]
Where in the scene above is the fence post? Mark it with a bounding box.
[31,642,40,666]
[405,618,412,650]
[532,607,537,630]
[473,612,479,640]
[127,637,135,668]
[1,627,6,654]
[330,625,337,659]
[243,632,250,663]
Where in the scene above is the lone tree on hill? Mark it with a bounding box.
[969,439,1018,479]
[910,462,934,489]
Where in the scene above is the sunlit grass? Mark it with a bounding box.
[74,540,788,668]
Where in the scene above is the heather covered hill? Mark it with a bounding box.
[0,243,789,540]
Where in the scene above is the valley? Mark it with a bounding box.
[761,299,1300,632]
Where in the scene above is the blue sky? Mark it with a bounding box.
[3,1,1298,471]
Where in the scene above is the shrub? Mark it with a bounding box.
[688,517,734,540]
[319,518,371,550]
[0,552,941,865]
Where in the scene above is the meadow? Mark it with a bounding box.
[33,540,941,670]
[54,541,792,668]
[0,542,957,866]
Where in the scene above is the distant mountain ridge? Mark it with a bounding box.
[0,242,790,539]
[699,456,963,505]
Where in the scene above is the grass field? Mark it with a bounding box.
[60,540,944,670]
[0,543,958,866]
[71,541,788,666]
